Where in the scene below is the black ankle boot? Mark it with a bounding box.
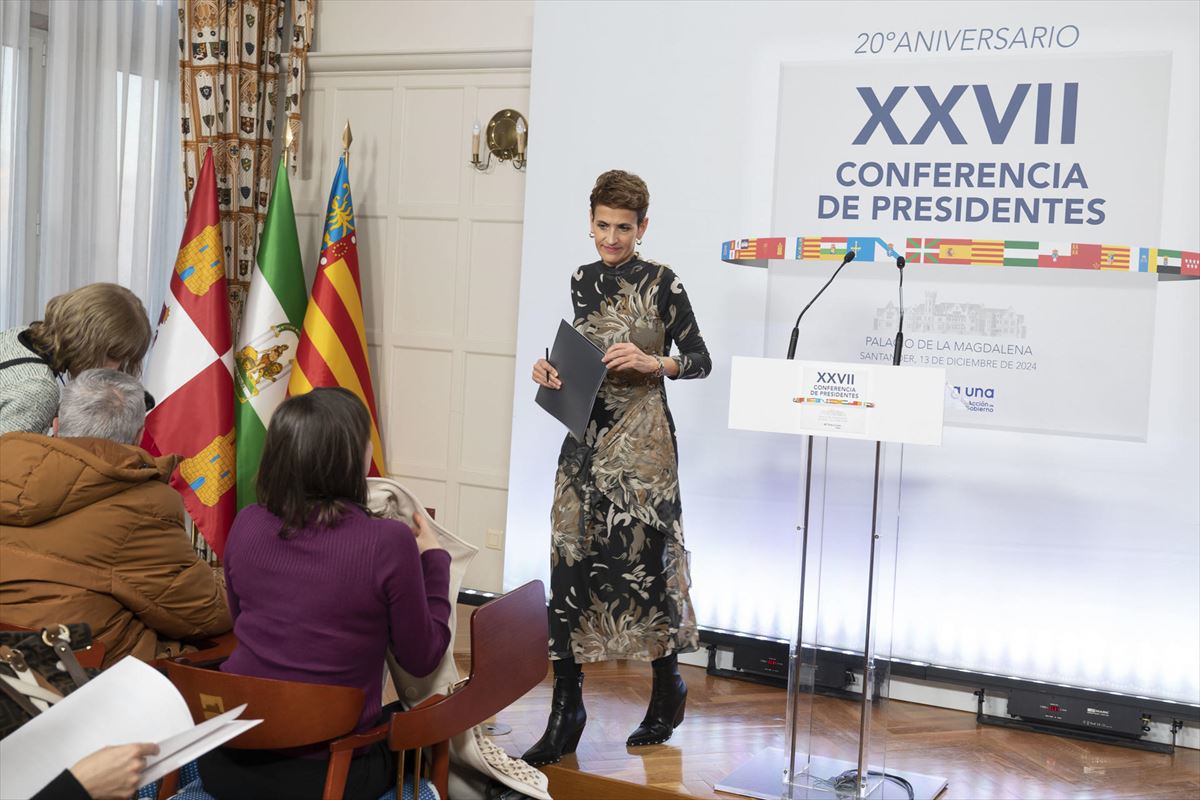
[626,654,687,747]
[521,672,586,766]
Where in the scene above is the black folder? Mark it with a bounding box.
[535,320,607,441]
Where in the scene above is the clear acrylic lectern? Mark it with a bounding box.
[718,356,948,800]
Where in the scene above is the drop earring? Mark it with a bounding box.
[636,239,643,245]
[589,233,595,239]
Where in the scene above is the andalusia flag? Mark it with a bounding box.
[234,156,307,508]
[288,155,386,475]
[142,149,236,556]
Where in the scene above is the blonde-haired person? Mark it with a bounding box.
[0,283,152,434]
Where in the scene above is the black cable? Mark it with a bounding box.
[829,768,915,800]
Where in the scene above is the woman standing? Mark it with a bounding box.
[524,170,711,765]
[0,282,152,434]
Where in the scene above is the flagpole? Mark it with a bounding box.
[342,120,353,171]
[284,123,294,171]
[187,117,218,218]
[204,113,215,165]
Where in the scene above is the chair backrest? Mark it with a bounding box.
[152,631,237,671]
[166,661,365,749]
[465,578,549,706]
[388,579,548,749]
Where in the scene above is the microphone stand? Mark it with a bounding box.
[891,256,905,366]
[786,249,856,360]
[855,253,906,794]
[786,247,856,789]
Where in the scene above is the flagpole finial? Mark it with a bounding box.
[203,115,216,163]
[285,122,294,152]
[342,120,352,170]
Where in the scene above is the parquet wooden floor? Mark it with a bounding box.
[481,658,1200,799]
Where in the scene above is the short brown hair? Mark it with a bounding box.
[589,170,650,223]
[27,283,152,377]
[256,387,372,538]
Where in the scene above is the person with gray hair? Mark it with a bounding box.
[0,371,231,664]
[56,368,147,444]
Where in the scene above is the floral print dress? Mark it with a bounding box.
[549,257,711,663]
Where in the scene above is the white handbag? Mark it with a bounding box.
[367,478,552,800]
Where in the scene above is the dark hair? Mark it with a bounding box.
[27,282,152,377]
[256,387,372,538]
[589,170,650,223]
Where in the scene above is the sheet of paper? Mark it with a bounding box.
[1,658,193,798]
[138,716,261,787]
[0,657,257,798]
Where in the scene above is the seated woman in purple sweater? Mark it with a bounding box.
[197,387,451,800]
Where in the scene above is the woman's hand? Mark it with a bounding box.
[68,743,159,800]
[602,342,657,373]
[532,358,561,390]
[411,512,443,555]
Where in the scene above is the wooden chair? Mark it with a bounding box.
[330,579,550,797]
[150,630,237,671]
[163,579,548,800]
[164,661,367,800]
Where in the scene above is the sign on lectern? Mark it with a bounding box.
[729,356,945,445]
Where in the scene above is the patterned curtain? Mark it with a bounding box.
[177,0,315,331]
[284,0,314,173]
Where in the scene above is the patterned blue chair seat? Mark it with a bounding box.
[147,760,440,800]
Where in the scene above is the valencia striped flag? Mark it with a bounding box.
[288,155,385,475]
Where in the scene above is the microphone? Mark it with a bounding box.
[891,255,906,366]
[786,249,856,360]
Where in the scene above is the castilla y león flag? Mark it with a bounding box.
[287,154,385,475]
[142,149,236,556]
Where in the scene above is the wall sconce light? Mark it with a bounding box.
[470,109,527,172]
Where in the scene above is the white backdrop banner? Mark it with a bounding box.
[774,53,1171,242]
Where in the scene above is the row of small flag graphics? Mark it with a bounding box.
[721,236,1199,277]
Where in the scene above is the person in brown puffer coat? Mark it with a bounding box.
[0,369,230,666]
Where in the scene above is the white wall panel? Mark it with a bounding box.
[315,1,533,54]
[388,347,453,470]
[331,84,395,210]
[394,218,460,337]
[461,352,517,474]
[466,221,524,344]
[399,88,465,207]
[457,483,510,593]
[355,214,388,342]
